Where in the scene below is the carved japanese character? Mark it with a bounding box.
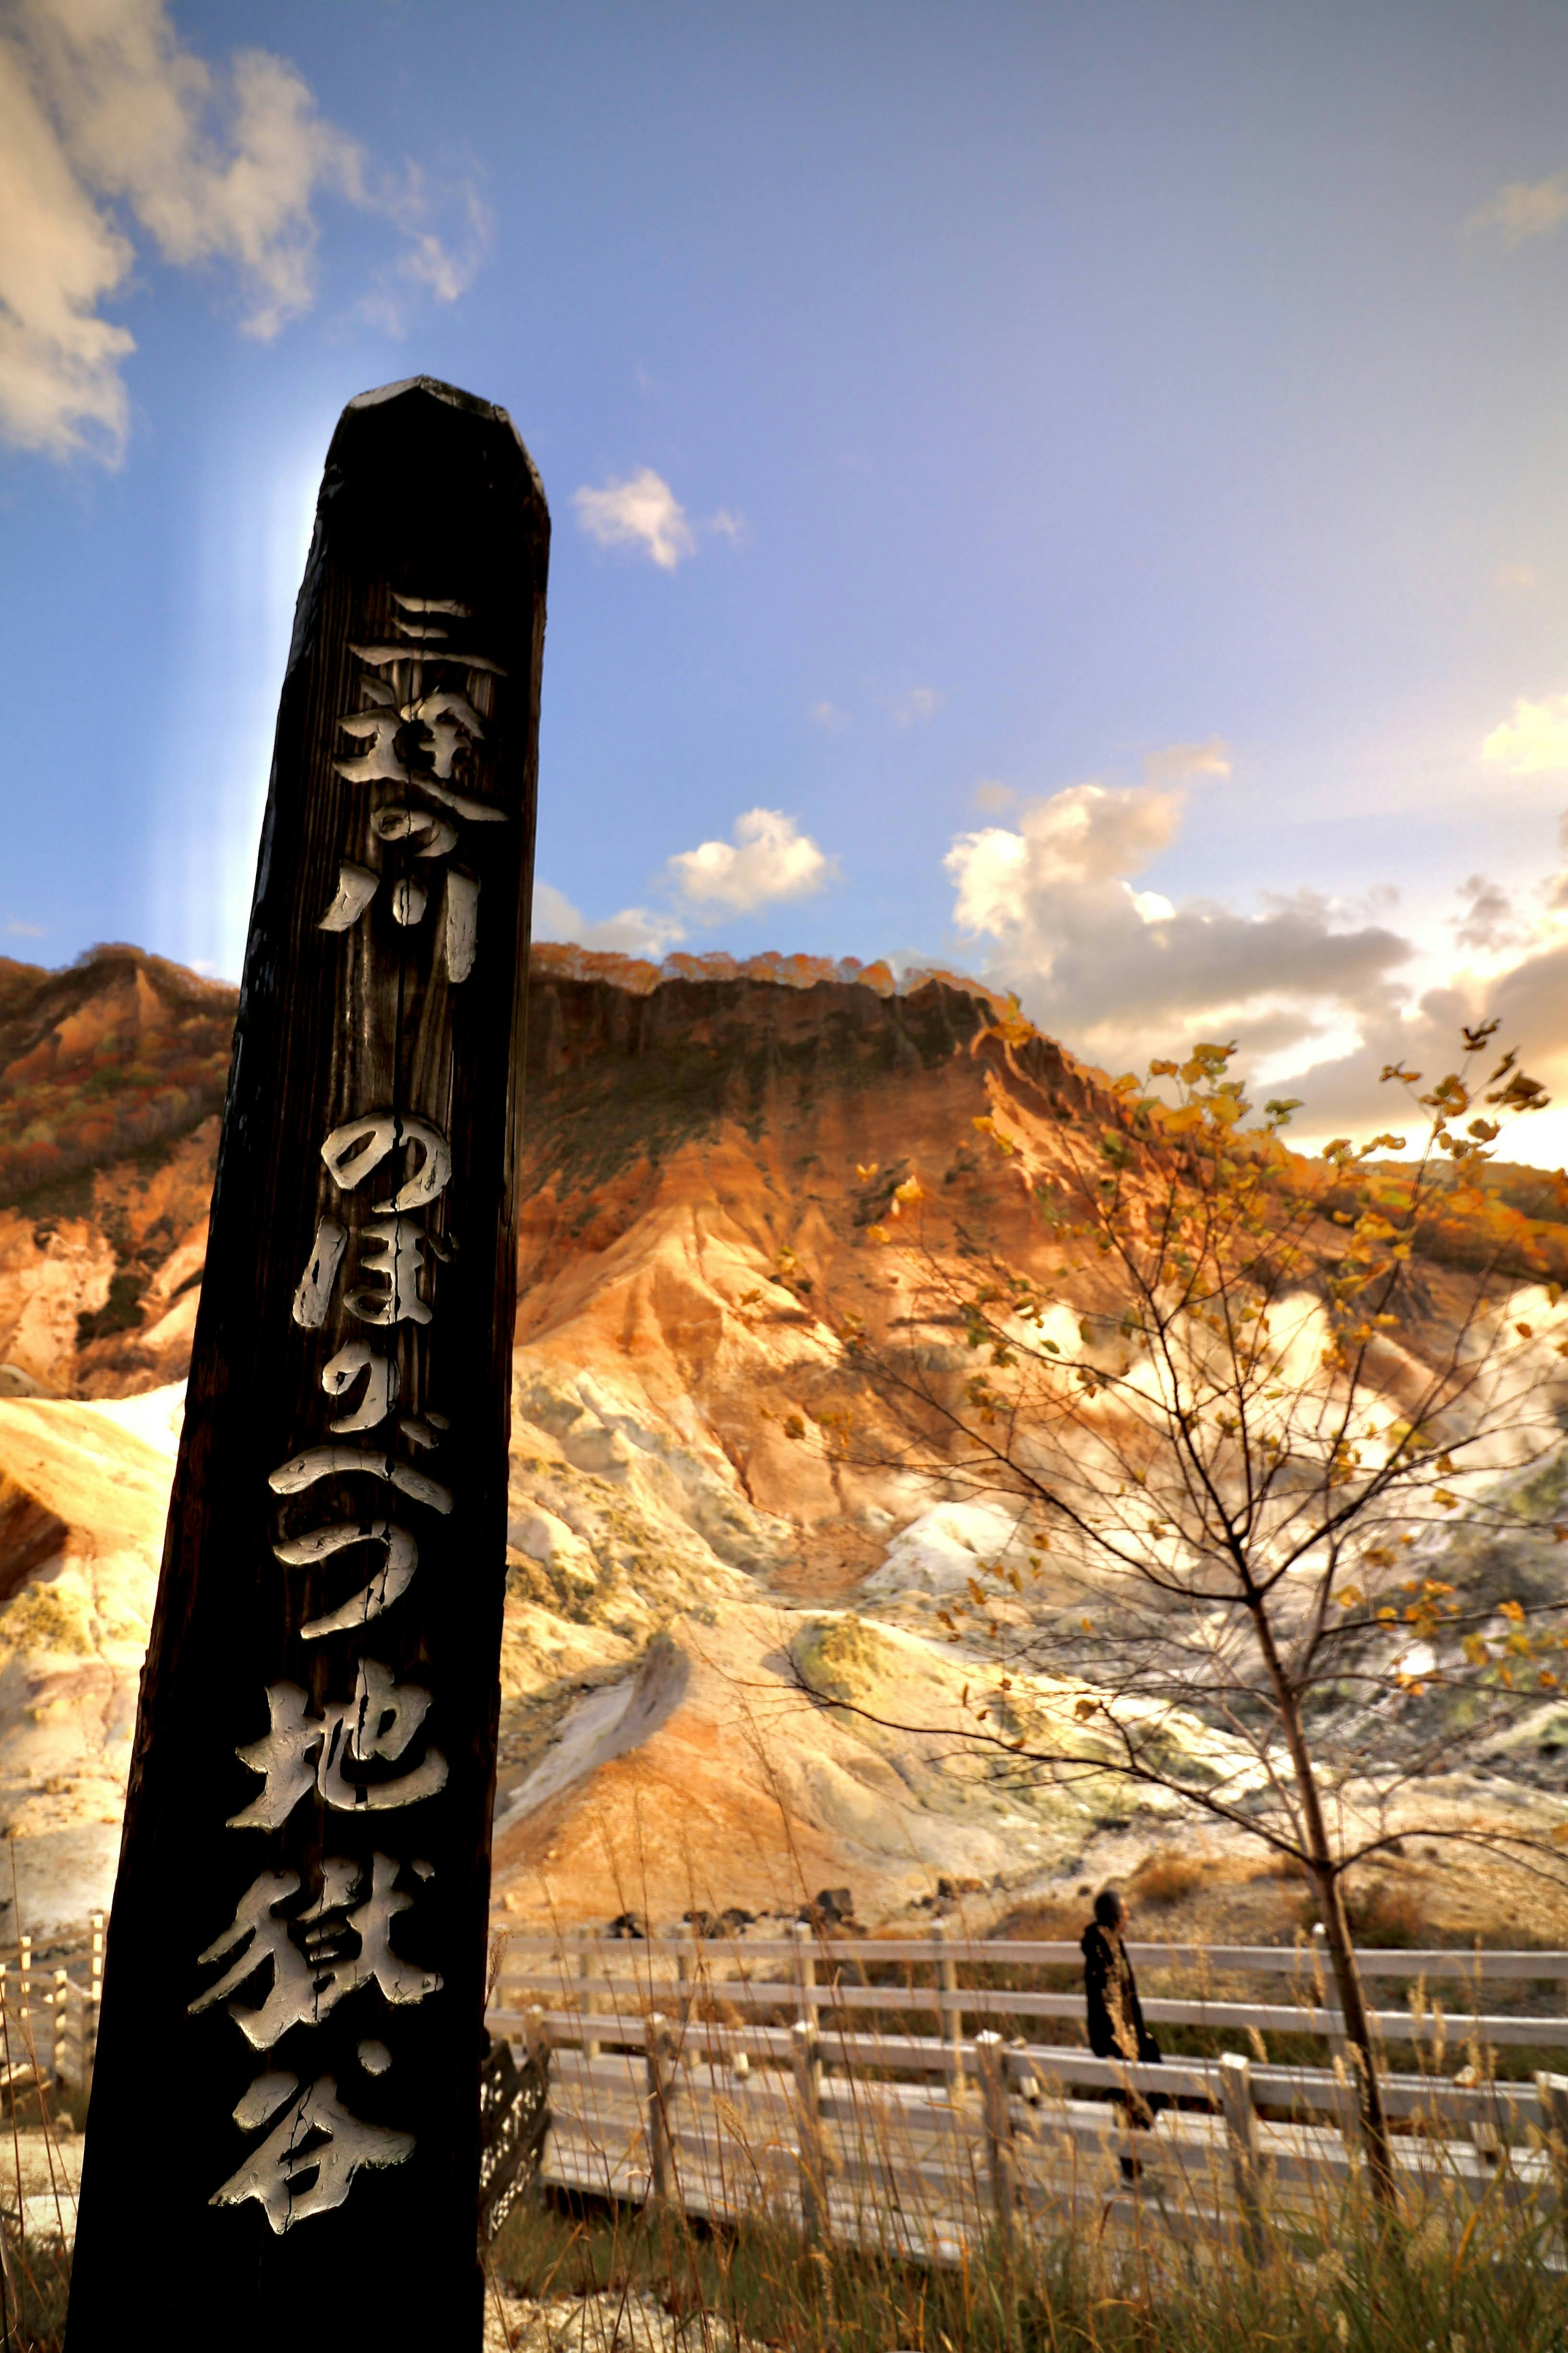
[228,1661,448,1831]
[322,1341,396,1433]
[272,1517,418,1641]
[211,2070,414,2232]
[334,708,409,786]
[317,862,379,933]
[348,1216,434,1326]
[444,871,480,983]
[372,806,459,859]
[319,1112,451,1212]
[189,1852,440,2050]
[267,1444,452,1514]
[292,1218,347,1330]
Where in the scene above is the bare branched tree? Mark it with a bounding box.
[802,1016,1568,2201]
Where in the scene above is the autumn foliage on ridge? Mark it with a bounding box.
[0,946,236,1212]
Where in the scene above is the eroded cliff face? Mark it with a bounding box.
[0,945,1141,1927]
[0,944,1560,1936]
[0,946,232,1402]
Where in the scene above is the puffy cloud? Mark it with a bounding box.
[1482,692,1568,775]
[666,809,837,914]
[1452,875,1519,955]
[0,0,481,463]
[944,779,1412,1102]
[0,40,133,456]
[941,771,1568,1156]
[1470,172,1568,247]
[532,881,686,959]
[572,468,696,571]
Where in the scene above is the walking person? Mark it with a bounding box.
[1081,1885,1165,2176]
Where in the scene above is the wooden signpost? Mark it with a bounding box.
[67,378,549,2347]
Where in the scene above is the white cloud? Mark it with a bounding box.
[944,778,1412,1094]
[808,700,847,732]
[0,0,482,463]
[891,685,941,727]
[666,809,837,914]
[1482,692,1568,775]
[572,468,696,571]
[1470,172,1568,247]
[532,881,685,959]
[4,918,44,938]
[1452,874,1520,955]
[1143,736,1232,783]
[708,506,746,544]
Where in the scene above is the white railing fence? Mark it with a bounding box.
[0,1914,103,2098]
[487,1925,1568,2265]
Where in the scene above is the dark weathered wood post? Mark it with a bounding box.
[68,377,548,2349]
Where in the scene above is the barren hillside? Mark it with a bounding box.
[0,942,1562,1943]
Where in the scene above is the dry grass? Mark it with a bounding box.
[486,2173,1568,2353]
[1129,1849,1211,1908]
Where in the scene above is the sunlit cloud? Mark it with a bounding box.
[942,764,1568,1159]
[1452,875,1521,955]
[532,881,686,960]
[1482,692,1568,775]
[0,0,482,463]
[1470,172,1568,247]
[1143,736,1232,783]
[666,809,837,914]
[572,468,696,571]
[944,777,1413,1108]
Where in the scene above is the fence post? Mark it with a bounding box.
[975,2032,1017,2257]
[52,1968,69,2088]
[793,2016,827,2246]
[1218,2051,1265,2262]
[88,1911,104,2084]
[579,1940,601,2061]
[791,1918,818,2032]
[792,1920,828,2244]
[644,2012,672,2210]
[19,1934,31,2043]
[933,1916,966,2101]
[1536,2071,1568,2255]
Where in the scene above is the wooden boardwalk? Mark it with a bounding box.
[489,1928,1568,2262]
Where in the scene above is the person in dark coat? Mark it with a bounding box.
[1081,1886,1165,2150]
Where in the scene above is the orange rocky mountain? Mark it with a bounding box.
[0,942,1133,1931]
[0,943,1561,1939]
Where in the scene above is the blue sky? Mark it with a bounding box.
[7,0,1568,1157]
